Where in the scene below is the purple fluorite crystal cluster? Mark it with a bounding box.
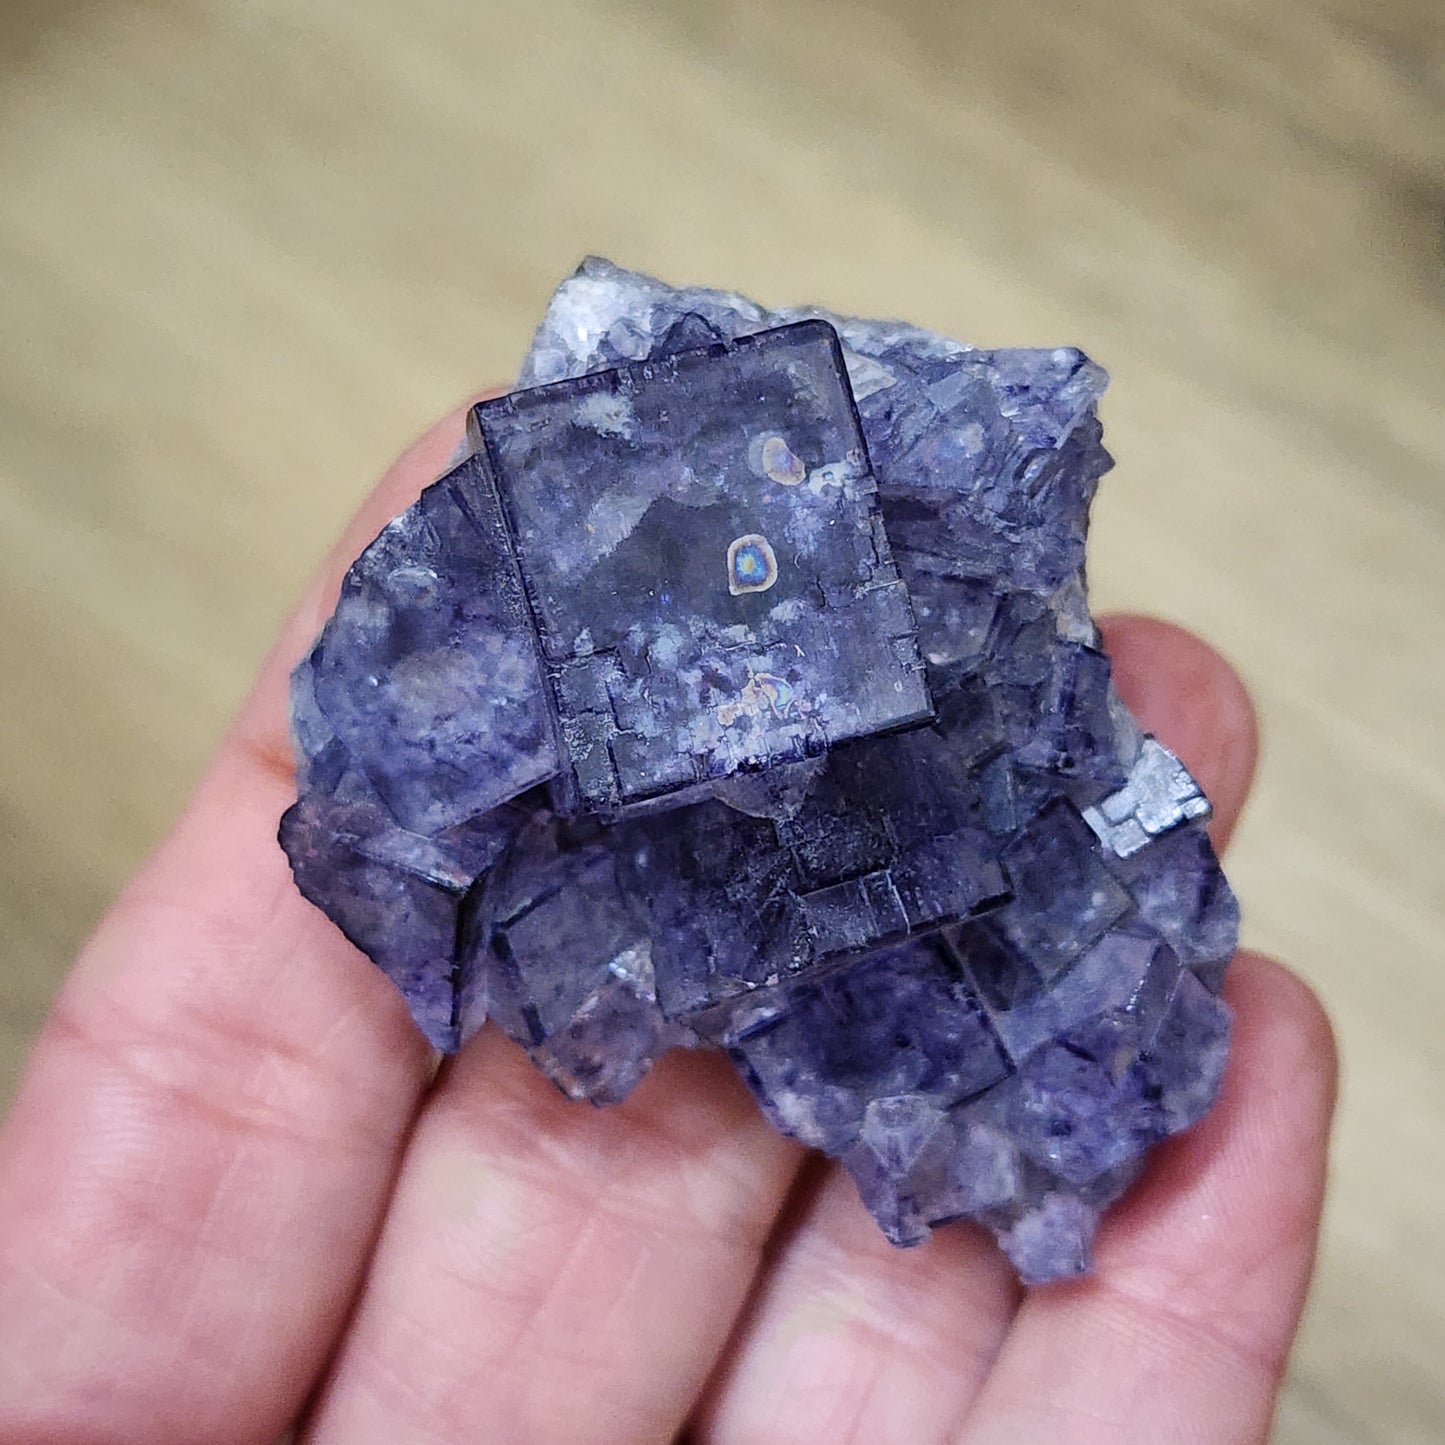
[280,260,1237,1282]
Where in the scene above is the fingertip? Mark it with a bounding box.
[949,949,1336,1445]
[298,393,485,637]
[354,384,506,519]
[234,390,507,762]
[1098,614,1259,850]
[1095,948,1337,1309]
[1221,951,1339,1124]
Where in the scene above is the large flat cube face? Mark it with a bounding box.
[471,321,932,812]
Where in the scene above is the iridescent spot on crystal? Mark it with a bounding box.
[727,533,778,595]
[752,432,808,486]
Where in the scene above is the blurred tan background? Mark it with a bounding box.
[2,1,1442,1440]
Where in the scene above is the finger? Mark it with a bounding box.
[692,1164,1020,1445]
[692,615,1260,1445]
[0,402,481,1445]
[302,1036,803,1444]
[238,405,485,778]
[1098,615,1258,853]
[955,954,1336,1445]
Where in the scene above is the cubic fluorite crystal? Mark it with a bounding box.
[280,259,1237,1283]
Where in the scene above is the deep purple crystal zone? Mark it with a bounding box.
[279,261,1237,1283]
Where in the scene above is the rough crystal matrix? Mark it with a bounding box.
[280,259,1237,1283]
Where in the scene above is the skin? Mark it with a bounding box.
[0,403,1337,1445]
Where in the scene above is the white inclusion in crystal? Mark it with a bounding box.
[768,596,807,624]
[575,390,636,438]
[807,457,867,495]
[860,1095,944,1171]
[839,347,896,401]
[783,505,827,555]
[1083,737,1212,858]
[1049,573,1097,644]
[581,483,658,564]
[607,940,657,997]
[647,623,690,669]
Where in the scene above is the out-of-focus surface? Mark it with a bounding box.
[0,2,1440,1439]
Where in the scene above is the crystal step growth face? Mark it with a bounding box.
[280,259,1238,1283]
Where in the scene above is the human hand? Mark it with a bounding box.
[0,405,1336,1445]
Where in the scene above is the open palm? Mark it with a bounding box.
[0,407,1336,1445]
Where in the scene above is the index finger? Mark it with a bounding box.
[0,404,479,1445]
